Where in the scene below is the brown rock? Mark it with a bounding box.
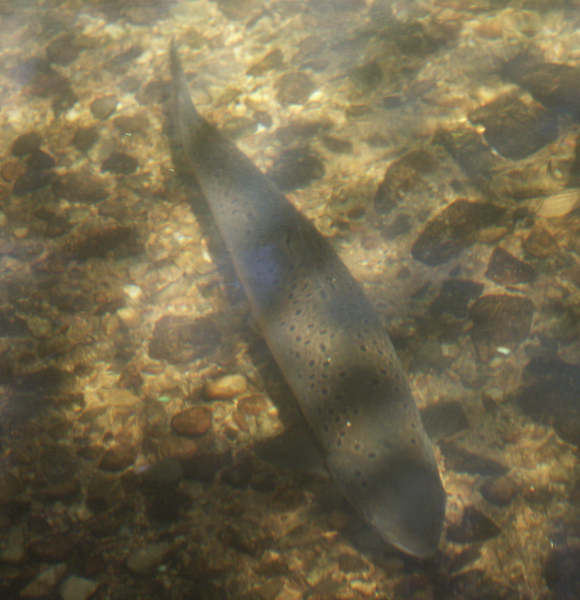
[171,406,212,437]
[181,450,232,482]
[113,113,149,135]
[275,72,316,105]
[485,247,536,285]
[247,49,284,76]
[1,160,26,182]
[72,126,99,152]
[86,473,123,511]
[412,200,505,266]
[101,151,138,175]
[53,172,108,203]
[468,94,558,160]
[523,227,559,258]
[206,374,248,399]
[43,477,80,500]
[159,435,198,461]
[99,443,137,471]
[29,534,78,562]
[46,33,81,66]
[217,0,257,20]
[238,394,268,416]
[480,476,517,507]
[232,410,248,431]
[90,95,117,120]
[149,315,222,364]
[469,294,535,361]
[11,131,42,156]
[446,506,501,543]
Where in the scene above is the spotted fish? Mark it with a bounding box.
[169,43,446,557]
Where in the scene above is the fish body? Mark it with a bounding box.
[170,43,445,557]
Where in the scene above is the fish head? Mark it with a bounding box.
[360,451,446,557]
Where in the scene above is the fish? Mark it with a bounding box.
[169,42,446,557]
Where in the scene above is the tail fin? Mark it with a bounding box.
[169,40,202,161]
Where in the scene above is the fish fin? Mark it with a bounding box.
[252,424,329,478]
[420,400,468,444]
[169,41,203,162]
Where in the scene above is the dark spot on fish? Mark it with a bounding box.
[308,359,315,367]
[368,452,376,459]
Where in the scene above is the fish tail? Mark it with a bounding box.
[169,40,202,162]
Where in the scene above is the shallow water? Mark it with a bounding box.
[1,1,580,599]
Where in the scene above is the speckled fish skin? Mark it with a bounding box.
[170,43,446,557]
